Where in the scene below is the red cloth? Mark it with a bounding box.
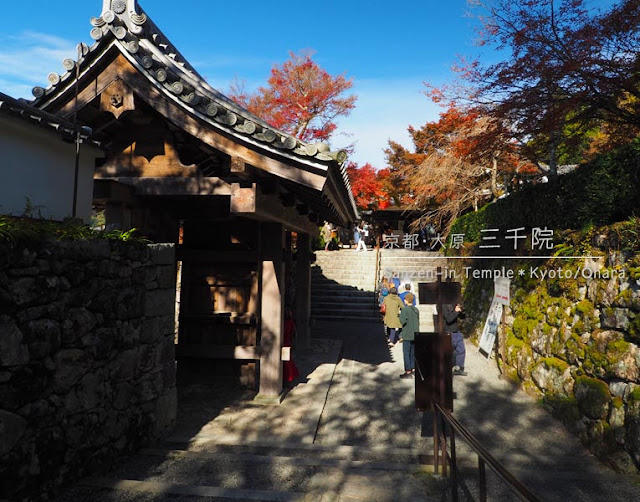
[283,319,300,382]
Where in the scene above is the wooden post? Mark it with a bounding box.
[255,222,285,404]
[295,232,311,350]
[499,306,507,374]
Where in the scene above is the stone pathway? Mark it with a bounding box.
[54,319,640,501]
[450,345,640,501]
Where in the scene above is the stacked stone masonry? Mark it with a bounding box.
[0,239,177,501]
[462,252,640,473]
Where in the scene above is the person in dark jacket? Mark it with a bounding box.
[399,293,419,378]
[443,303,467,376]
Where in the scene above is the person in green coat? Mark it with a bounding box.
[399,293,419,379]
[383,287,404,346]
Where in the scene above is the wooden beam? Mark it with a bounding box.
[56,53,137,117]
[100,78,135,119]
[99,176,233,196]
[230,183,256,213]
[110,59,329,191]
[230,156,246,173]
[296,203,309,216]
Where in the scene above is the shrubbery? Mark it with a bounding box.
[0,215,144,245]
[451,139,640,242]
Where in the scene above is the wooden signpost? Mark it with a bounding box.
[414,267,460,413]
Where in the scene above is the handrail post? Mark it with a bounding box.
[433,407,440,474]
[450,428,459,502]
[479,457,487,502]
[441,426,447,477]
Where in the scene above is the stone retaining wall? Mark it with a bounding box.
[462,252,640,472]
[0,239,177,501]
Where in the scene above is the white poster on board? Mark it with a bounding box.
[478,299,503,358]
[494,276,511,306]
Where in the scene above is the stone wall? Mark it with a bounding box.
[0,239,177,501]
[462,253,640,472]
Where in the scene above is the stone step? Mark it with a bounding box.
[312,272,377,281]
[311,287,376,296]
[61,444,438,501]
[313,314,382,322]
[312,287,376,294]
[312,280,377,289]
[312,307,380,316]
[312,267,377,275]
[311,283,376,291]
[312,297,377,305]
[163,436,429,464]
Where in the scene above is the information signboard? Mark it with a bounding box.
[478,299,503,358]
[494,276,511,306]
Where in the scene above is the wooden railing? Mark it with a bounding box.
[433,402,541,502]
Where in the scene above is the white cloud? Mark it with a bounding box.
[0,31,77,99]
[337,78,441,169]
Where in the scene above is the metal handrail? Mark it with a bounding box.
[433,402,541,502]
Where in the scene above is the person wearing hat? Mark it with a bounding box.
[399,293,419,378]
[382,287,404,346]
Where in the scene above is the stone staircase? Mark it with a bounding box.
[58,437,442,501]
[311,250,380,321]
[311,249,448,329]
[379,249,448,333]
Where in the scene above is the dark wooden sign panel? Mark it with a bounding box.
[418,282,461,305]
[414,332,454,412]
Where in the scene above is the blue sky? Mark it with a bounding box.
[0,0,617,167]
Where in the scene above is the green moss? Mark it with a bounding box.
[576,299,595,315]
[612,396,624,409]
[629,267,640,280]
[543,395,582,430]
[629,386,640,403]
[542,323,553,336]
[566,333,586,360]
[628,315,640,342]
[542,357,569,373]
[572,320,585,335]
[581,338,628,379]
[615,289,633,306]
[574,376,611,420]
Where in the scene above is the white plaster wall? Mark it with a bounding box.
[0,117,101,222]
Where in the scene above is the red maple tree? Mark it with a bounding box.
[456,0,640,173]
[229,50,356,143]
[387,98,536,233]
[346,162,391,210]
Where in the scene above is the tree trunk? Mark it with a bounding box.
[491,155,498,198]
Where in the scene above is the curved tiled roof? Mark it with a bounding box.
[0,91,101,148]
[29,0,357,223]
[32,2,348,162]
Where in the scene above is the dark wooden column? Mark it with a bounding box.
[255,222,285,404]
[295,232,311,350]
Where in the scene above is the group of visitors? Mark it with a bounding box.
[378,277,467,378]
[320,220,380,251]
